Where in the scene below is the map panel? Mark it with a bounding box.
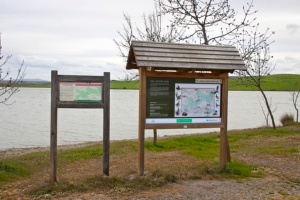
[174,83,220,117]
[60,82,102,102]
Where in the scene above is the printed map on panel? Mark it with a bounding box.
[174,84,220,117]
[59,82,102,102]
[74,84,102,102]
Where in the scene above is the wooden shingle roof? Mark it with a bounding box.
[126,41,246,72]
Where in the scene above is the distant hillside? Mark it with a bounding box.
[23,79,49,83]
[110,74,300,91]
[228,74,300,91]
[16,74,300,91]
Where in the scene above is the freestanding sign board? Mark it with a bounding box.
[146,77,222,125]
[50,70,110,182]
[126,41,246,175]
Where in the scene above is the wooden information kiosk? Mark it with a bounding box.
[126,41,246,175]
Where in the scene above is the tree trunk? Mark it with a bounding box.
[258,87,276,129]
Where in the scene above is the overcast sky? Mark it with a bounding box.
[0,0,299,81]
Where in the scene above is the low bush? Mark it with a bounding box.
[280,113,294,126]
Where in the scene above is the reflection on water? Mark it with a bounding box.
[0,88,295,150]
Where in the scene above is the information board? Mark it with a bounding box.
[146,77,221,124]
[59,82,102,102]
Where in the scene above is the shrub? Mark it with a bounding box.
[280,113,294,126]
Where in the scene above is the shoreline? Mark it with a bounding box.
[0,141,102,158]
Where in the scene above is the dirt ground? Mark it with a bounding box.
[0,134,299,200]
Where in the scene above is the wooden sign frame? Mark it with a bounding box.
[138,69,229,175]
[50,70,110,182]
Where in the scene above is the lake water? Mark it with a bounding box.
[0,88,296,150]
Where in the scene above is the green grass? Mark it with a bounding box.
[57,145,103,167]
[223,161,262,178]
[17,82,51,88]
[110,80,139,89]
[145,135,220,160]
[0,159,30,182]
[229,74,300,91]
[0,124,299,196]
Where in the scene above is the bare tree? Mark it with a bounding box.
[114,4,187,80]
[157,0,276,129]
[236,26,276,129]
[258,97,277,127]
[0,34,26,105]
[290,82,300,122]
[157,0,258,45]
[115,5,187,59]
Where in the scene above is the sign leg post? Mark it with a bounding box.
[138,68,146,176]
[103,72,110,176]
[220,74,229,168]
[50,70,58,182]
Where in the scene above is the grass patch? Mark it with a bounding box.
[223,161,263,178]
[145,135,220,160]
[0,159,30,184]
[110,80,139,89]
[58,145,103,165]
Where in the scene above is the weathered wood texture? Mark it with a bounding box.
[126,41,246,72]
[50,71,58,182]
[220,73,229,168]
[50,71,110,182]
[138,67,147,176]
[103,72,110,176]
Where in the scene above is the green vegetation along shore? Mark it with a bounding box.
[17,74,299,91]
[0,124,299,199]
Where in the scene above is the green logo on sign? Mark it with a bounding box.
[176,118,192,123]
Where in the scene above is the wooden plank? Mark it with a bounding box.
[133,47,240,56]
[134,51,242,60]
[132,41,237,51]
[103,72,110,176]
[145,70,227,79]
[58,102,103,109]
[50,70,58,182]
[136,56,245,65]
[58,75,104,82]
[136,61,246,70]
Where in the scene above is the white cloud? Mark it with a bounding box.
[286,24,300,35]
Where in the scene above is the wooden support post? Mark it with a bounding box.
[103,72,110,176]
[153,129,157,145]
[220,74,229,168]
[138,68,146,176]
[50,70,58,182]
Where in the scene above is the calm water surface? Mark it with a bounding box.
[0,88,295,150]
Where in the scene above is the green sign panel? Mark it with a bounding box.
[59,82,102,102]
